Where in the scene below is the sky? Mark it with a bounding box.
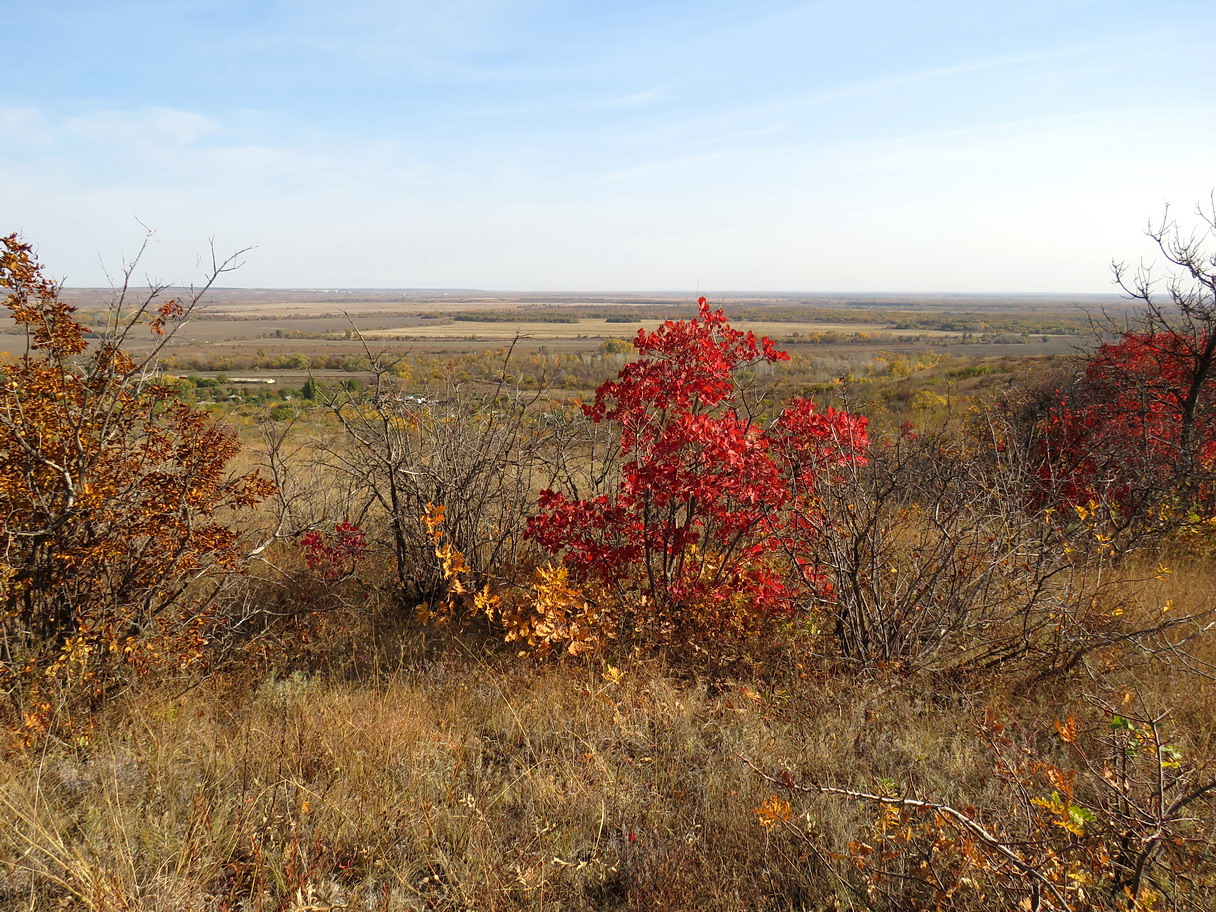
[3,0,1215,292]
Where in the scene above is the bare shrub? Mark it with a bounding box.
[319,343,577,610]
[806,415,1207,678]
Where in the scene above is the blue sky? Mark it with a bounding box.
[3,0,1215,291]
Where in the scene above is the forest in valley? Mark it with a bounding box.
[3,218,1216,912]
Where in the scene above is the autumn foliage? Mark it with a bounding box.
[0,235,271,710]
[300,522,368,580]
[525,298,868,653]
[1036,331,1216,525]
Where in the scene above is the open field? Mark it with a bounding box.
[0,288,1100,380]
[360,317,947,341]
[0,285,1093,445]
[47,286,1130,313]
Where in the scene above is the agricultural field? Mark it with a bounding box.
[1,287,1110,397]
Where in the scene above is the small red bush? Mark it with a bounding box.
[300,522,368,580]
[1038,332,1216,517]
[526,298,867,650]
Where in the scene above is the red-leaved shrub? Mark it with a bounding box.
[1037,331,1216,526]
[526,298,867,653]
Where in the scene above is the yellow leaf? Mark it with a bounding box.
[754,794,794,828]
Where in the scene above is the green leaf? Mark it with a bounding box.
[1069,804,1096,827]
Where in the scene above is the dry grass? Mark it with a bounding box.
[0,661,988,910]
[4,610,1213,912]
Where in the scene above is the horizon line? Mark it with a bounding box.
[58,286,1131,299]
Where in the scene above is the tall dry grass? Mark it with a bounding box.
[4,569,1214,912]
[6,455,1216,911]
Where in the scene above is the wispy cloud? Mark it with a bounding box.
[1,105,429,193]
[601,148,744,182]
[586,90,660,110]
[5,0,1216,290]
[64,107,221,147]
[469,88,662,119]
[775,46,1098,111]
[0,107,51,145]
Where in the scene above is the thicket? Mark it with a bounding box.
[524,300,869,657]
[0,236,272,736]
[3,216,1216,910]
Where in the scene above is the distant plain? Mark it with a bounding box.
[0,288,1119,383]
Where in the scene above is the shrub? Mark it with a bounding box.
[1037,332,1216,533]
[317,343,584,611]
[300,521,368,580]
[761,696,1216,911]
[0,235,272,722]
[1033,201,1216,542]
[525,298,867,656]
